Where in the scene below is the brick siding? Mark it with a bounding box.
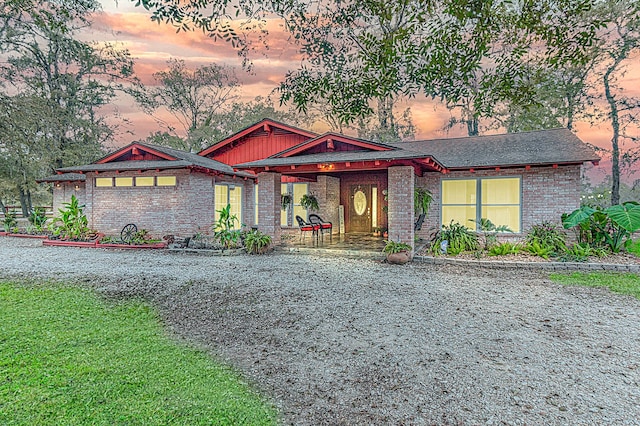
[416,164,582,239]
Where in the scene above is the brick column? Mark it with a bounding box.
[388,166,415,255]
[309,175,340,235]
[257,172,281,243]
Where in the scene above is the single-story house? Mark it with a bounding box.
[42,118,600,248]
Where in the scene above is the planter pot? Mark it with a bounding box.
[386,250,411,265]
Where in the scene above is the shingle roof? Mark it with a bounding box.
[388,128,600,169]
[55,142,254,178]
[235,148,431,168]
[36,173,86,183]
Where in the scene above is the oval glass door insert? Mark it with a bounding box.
[354,190,367,216]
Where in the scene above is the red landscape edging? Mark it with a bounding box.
[42,239,167,249]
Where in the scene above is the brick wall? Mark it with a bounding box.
[388,166,415,254]
[85,169,216,237]
[52,182,85,214]
[257,172,282,242]
[416,164,582,238]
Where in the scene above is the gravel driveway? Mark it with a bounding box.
[1,237,639,425]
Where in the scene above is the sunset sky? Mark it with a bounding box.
[94,1,640,183]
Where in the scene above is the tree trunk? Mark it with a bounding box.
[18,188,30,217]
[0,198,5,216]
[604,58,623,206]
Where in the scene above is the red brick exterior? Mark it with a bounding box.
[388,166,415,254]
[257,172,282,242]
[416,164,582,238]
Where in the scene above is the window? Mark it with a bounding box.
[157,176,177,186]
[95,177,112,187]
[441,177,521,232]
[292,183,308,223]
[135,176,155,187]
[115,177,133,187]
[280,182,309,226]
[215,184,242,227]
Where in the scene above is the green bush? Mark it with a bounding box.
[524,240,554,259]
[2,211,17,232]
[48,195,92,240]
[562,202,640,253]
[27,207,48,233]
[244,229,272,254]
[383,240,412,254]
[213,204,242,250]
[488,241,522,256]
[525,222,566,254]
[431,221,479,255]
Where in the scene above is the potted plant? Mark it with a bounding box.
[383,240,412,264]
[300,193,319,211]
[244,229,272,254]
[281,193,292,211]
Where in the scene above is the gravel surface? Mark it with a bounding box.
[2,237,640,425]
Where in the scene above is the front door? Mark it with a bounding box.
[349,184,372,232]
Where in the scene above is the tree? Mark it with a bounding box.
[133,59,239,152]
[595,0,640,205]
[0,0,136,213]
[133,0,601,128]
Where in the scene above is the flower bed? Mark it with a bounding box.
[43,239,168,249]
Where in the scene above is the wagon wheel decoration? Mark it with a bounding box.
[120,223,138,244]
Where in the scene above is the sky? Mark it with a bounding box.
[95,1,640,184]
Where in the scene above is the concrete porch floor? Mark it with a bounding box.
[278,232,428,258]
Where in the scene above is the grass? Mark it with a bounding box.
[550,272,640,300]
[627,238,640,257]
[0,281,277,425]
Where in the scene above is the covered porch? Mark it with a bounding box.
[234,133,446,256]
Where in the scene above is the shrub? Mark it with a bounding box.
[526,222,566,253]
[524,240,554,259]
[383,240,412,254]
[27,207,48,233]
[488,242,522,256]
[470,217,513,249]
[244,229,272,254]
[2,211,17,232]
[431,221,479,255]
[48,195,92,240]
[562,202,640,253]
[213,204,242,250]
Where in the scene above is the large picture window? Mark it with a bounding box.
[215,184,242,227]
[442,177,521,232]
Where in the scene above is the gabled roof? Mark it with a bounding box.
[389,128,600,169]
[271,132,395,158]
[55,142,253,177]
[198,118,318,157]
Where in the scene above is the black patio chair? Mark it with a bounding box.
[308,214,333,241]
[296,215,320,242]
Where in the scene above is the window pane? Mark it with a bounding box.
[95,177,112,187]
[214,184,228,223]
[281,183,288,226]
[482,178,520,205]
[293,205,307,222]
[442,206,477,231]
[228,186,242,227]
[293,183,308,206]
[442,180,476,204]
[482,206,520,233]
[115,177,133,187]
[135,176,154,187]
[157,176,176,186]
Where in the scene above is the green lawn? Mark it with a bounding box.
[0,282,277,425]
[550,272,640,300]
[627,239,640,257]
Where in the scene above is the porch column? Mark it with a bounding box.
[310,175,340,235]
[388,166,415,255]
[257,171,281,243]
